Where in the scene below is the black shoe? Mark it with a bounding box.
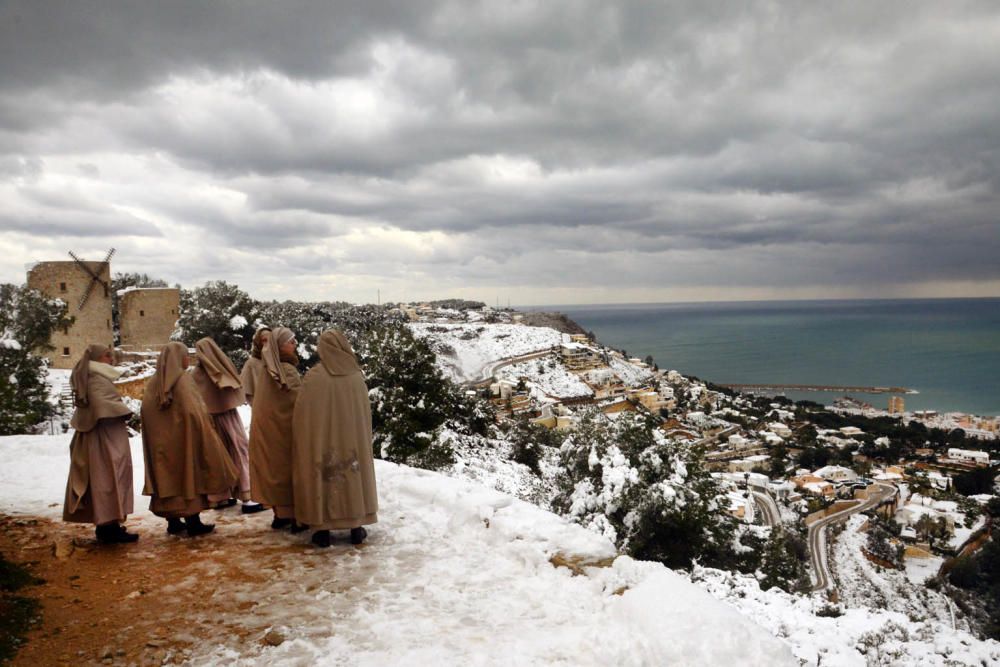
[290,522,309,534]
[311,530,332,548]
[166,518,187,535]
[95,524,118,543]
[271,517,293,530]
[214,498,238,510]
[115,524,140,543]
[241,503,266,515]
[350,527,368,545]
[185,513,215,537]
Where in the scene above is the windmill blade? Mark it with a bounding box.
[103,247,116,264]
[68,251,102,282]
[78,278,97,310]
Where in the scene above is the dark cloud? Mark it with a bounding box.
[0,1,998,302]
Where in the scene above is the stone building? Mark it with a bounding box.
[118,287,180,352]
[26,260,114,369]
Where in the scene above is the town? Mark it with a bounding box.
[402,300,999,600]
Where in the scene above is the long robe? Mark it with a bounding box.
[240,356,265,407]
[192,363,252,501]
[141,345,238,519]
[63,368,134,525]
[248,361,300,516]
[292,331,378,529]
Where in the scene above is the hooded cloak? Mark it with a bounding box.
[63,345,134,525]
[292,330,378,529]
[240,327,271,405]
[192,337,244,414]
[248,328,301,511]
[140,342,238,517]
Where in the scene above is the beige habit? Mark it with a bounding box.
[293,330,378,529]
[140,342,238,518]
[248,327,301,518]
[63,344,135,525]
[192,337,252,501]
[240,327,270,406]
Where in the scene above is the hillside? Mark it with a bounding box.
[0,431,796,666]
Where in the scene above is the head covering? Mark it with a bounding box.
[154,341,189,408]
[263,327,296,389]
[194,337,242,390]
[251,326,272,359]
[70,344,111,407]
[317,329,363,376]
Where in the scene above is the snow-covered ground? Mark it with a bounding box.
[409,323,564,382]
[901,494,987,551]
[608,355,655,388]
[495,355,594,400]
[697,555,999,666]
[0,429,796,666]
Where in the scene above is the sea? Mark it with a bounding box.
[524,298,1000,417]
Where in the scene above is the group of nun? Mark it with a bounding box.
[61,326,378,549]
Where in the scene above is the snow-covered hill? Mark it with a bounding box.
[0,430,796,666]
[408,323,564,382]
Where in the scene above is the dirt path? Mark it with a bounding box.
[0,510,358,666]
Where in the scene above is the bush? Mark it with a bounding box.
[0,284,72,435]
[174,281,259,365]
[552,411,737,570]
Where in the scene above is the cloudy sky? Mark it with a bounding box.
[1,1,998,305]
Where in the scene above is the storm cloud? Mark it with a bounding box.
[1,0,998,304]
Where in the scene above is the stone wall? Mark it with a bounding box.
[26,260,113,369]
[119,288,180,351]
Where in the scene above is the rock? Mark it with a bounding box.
[53,538,74,559]
[263,629,285,647]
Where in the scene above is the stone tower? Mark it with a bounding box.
[118,287,180,351]
[26,260,114,369]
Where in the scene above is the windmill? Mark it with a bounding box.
[68,247,115,310]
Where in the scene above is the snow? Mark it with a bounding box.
[409,323,563,382]
[495,355,593,399]
[696,551,1000,666]
[229,314,248,330]
[1,336,22,350]
[607,355,654,388]
[0,430,797,666]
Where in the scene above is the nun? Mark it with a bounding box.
[140,342,238,536]
[62,344,138,544]
[292,330,378,548]
[191,337,264,514]
[247,327,303,530]
[240,326,271,407]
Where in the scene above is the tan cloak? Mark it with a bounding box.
[63,346,135,525]
[240,356,265,406]
[292,330,378,529]
[192,338,244,415]
[140,342,238,517]
[248,327,301,509]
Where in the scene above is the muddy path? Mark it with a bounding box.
[0,510,359,666]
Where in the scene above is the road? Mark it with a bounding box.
[751,490,780,527]
[807,482,897,592]
[469,349,556,387]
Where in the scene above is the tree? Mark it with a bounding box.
[759,528,810,591]
[173,281,259,366]
[866,517,903,568]
[552,411,737,570]
[0,284,73,435]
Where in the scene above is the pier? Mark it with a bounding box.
[719,383,913,394]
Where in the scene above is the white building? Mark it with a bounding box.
[947,448,990,466]
[813,465,859,483]
[768,422,792,438]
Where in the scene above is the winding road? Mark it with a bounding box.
[751,490,781,527]
[808,482,898,592]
